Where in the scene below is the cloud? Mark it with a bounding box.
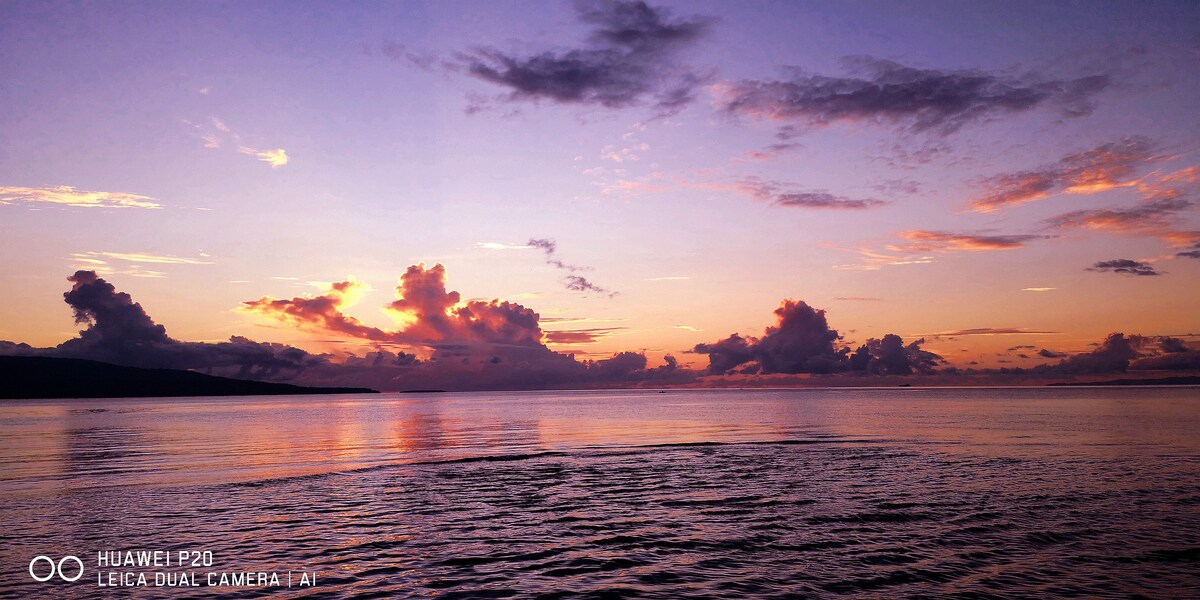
[0,186,162,209]
[971,137,1157,212]
[846,334,942,376]
[716,57,1108,135]
[1087,259,1160,276]
[840,229,1047,270]
[1037,348,1067,358]
[528,237,617,296]
[690,298,936,375]
[563,274,615,296]
[246,148,289,168]
[1022,287,1056,292]
[0,268,695,391]
[926,327,1058,338]
[1045,199,1191,233]
[461,0,712,114]
[2,271,328,378]
[1039,333,1147,374]
[242,279,390,341]
[894,230,1047,252]
[544,327,625,344]
[729,177,888,210]
[73,251,214,265]
[190,116,289,168]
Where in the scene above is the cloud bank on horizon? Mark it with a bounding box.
[1,270,1196,391]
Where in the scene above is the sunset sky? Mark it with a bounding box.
[2,1,1198,386]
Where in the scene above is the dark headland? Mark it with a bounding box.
[0,356,378,399]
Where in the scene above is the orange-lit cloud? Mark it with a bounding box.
[241,279,389,341]
[1044,198,1190,233]
[247,148,289,168]
[925,327,1058,338]
[74,251,214,265]
[191,116,290,168]
[971,137,1157,212]
[889,230,1046,252]
[0,186,162,209]
[544,327,625,344]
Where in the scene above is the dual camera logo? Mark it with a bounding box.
[29,555,84,582]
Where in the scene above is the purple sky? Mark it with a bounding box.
[1,1,1198,388]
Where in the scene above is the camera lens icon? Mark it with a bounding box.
[29,555,84,582]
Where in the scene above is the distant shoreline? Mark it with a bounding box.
[0,356,378,399]
[1047,375,1200,387]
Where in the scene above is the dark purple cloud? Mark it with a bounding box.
[528,237,617,296]
[1039,333,1146,374]
[735,178,888,210]
[717,57,1108,135]
[1176,241,1200,259]
[462,0,712,114]
[692,298,940,376]
[1087,259,1160,276]
[847,334,942,375]
[10,271,329,379]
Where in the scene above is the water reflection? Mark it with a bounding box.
[0,388,1196,598]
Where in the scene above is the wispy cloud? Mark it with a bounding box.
[544,327,626,344]
[189,116,290,168]
[528,237,617,297]
[889,230,1047,253]
[971,137,1157,212]
[241,147,289,168]
[1045,197,1191,233]
[0,186,161,209]
[1022,287,1056,292]
[841,229,1045,270]
[73,251,214,265]
[477,242,533,250]
[679,176,888,210]
[925,327,1058,339]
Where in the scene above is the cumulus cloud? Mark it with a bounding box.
[0,268,694,391]
[0,271,328,378]
[1087,259,1160,276]
[846,334,942,376]
[1039,333,1147,374]
[691,298,940,376]
[716,57,1108,135]
[461,0,712,114]
[971,137,1157,212]
[0,186,161,209]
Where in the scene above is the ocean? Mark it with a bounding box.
[0,387,1197,598]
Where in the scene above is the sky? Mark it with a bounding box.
[1,1,1199,389]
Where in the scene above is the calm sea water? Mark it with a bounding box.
[0,387,1197,598]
